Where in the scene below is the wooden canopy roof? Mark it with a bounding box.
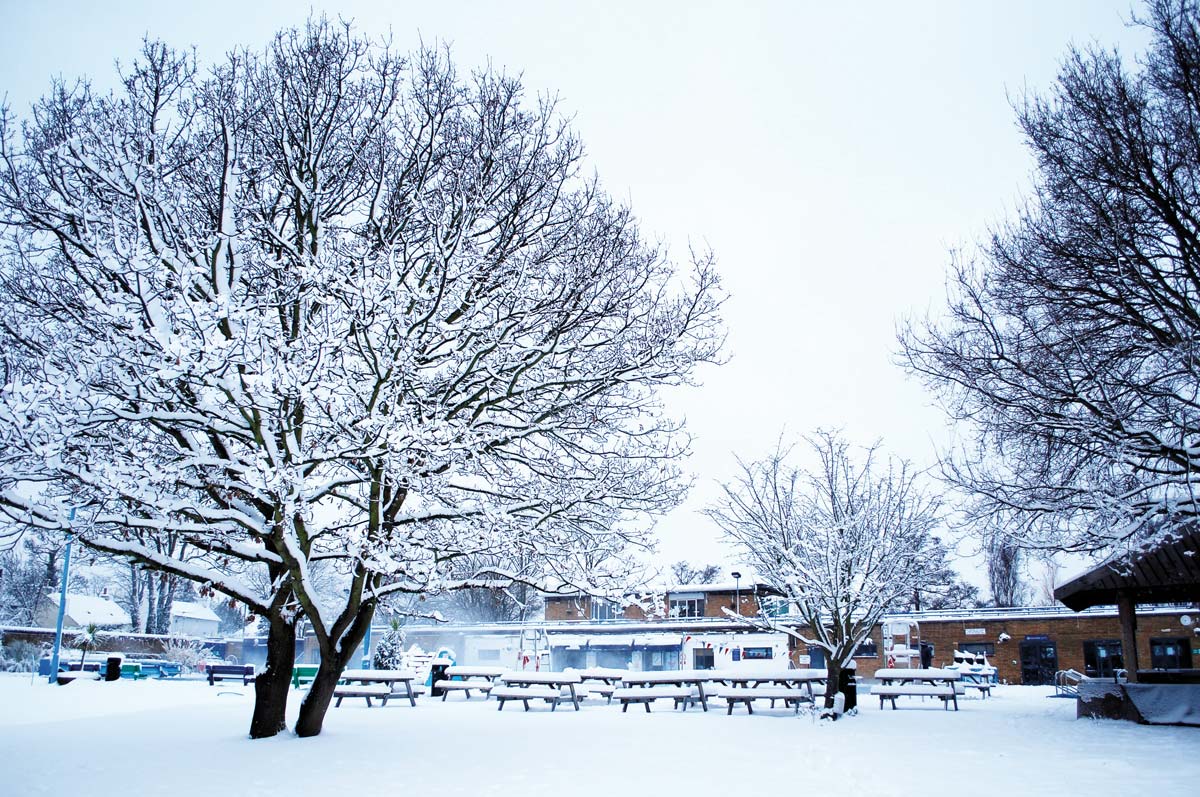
[1055,526,1200,611]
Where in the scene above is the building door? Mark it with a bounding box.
[1019,639,1058,685]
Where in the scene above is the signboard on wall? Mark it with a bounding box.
[796,655,811,664]
[965,628,986,636]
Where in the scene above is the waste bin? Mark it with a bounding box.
[838,666,857,713]
[429,663,450,697]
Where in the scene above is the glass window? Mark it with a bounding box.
[959,642,996,657]
[693,648,715,669]
[742,647,773,660]
[668,597,706,618]
[1150,638,1193,670]
[854,639,878,657]
[590,599,617,621]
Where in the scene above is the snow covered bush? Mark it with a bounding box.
[372,621,406,670]
[0,17,722,738]
[162,637,209,673]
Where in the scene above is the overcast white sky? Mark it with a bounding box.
[0,1,1152,588]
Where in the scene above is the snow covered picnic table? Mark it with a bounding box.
[493,671,584,711]
[709,668,828,714]
[336,669,420,707]
[619,670,729,712]
[435,666,508,701]
[871,668,961,711]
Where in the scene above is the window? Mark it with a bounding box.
[742,647,773,660]
[668,594,706,618]
[854,639,878,657]
[477,649,501,662]
[1150,638,1193,670]
[1082,640,1122,678]
[643,647,680,671]
[590,599,618,621]
[693,648,715,669]
[759,596,791,617]
[959,642,995,657]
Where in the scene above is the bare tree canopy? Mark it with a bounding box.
[902,0,1200,556]
[705,431,944,710]
[0,19,723,737]
[669,560,722,585]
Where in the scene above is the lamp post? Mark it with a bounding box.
[731,571,742,616]
[47,507,76,684]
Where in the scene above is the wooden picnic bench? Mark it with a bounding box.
[494,671,584,712]
[207,664,255,686]
[336,669,420,707]
[575,667,627,704]
[619,670,722,712]
[712,668,827,714]
[611,685,694,712]
[434,665,507,700]
[333,683,394,707]
[872,668,960,711]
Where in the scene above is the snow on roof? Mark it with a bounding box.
[666,581,776,594]
[48,593,131,627]
[170,601,220,622]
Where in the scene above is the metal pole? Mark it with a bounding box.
[47,508,76,684]
[362,621,372,669]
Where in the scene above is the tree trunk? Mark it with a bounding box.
[824,660,842,710]
[248,611,295,739]
[293,657,344,738]
[293,603,375,738]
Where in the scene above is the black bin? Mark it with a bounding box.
[104,656,122,682]
[429,663,450,697]
[838,668,857,713]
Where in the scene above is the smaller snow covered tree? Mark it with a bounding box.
[372,620,406,670]
[706,431,944,712]
[73,623,102,671]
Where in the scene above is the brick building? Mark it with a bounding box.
[543,581,782,623]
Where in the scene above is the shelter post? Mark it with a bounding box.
[1116,590,1139,683]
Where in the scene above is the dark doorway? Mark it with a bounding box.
[1019,639,1059,685]
[1082,640,1123,678]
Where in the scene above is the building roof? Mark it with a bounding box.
[47,593,131,627]
[170,601,220,623]
[1054,526,1200,611]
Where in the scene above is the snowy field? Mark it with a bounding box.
[1,673,1195,796]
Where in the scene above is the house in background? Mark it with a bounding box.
[35,592,132,631]
[169,601,221,637]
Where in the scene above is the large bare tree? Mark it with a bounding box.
[705,431,944,711]
[902,0,1200,557]
[0,20,722,738]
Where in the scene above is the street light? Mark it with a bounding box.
[48,507,76,684]
[731,571,742,616]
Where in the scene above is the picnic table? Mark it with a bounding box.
[617,669,724,712]
[336,669,420,707]
[711,668,828,714]
[954,670,994,698]
[575,667,628,703]
[872,667,961,711]
[434,665,508,700]
[493,671,584,711]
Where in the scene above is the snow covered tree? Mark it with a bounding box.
[984,527,1026,607]
[371,619,406,670]
[706,431,944,710]
[901,0,1200,556]
[0,20,722,738]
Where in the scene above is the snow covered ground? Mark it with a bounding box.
[1,673,1195,795]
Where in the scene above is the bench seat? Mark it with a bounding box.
[207,665,255,686]
[434,679,496,700]
[492,685,563,711]
[333,683,393,707]
[612,686,695,713]
[872,683,958,710]
[718,686,814,714]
